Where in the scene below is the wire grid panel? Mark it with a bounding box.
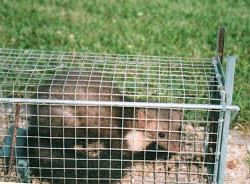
[0,48,219,104]
[0,49,222,183]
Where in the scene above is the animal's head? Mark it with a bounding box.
[125,108,182,152]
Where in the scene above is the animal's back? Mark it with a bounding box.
[30,71,123,134]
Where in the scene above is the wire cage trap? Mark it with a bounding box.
[0,31,239,184]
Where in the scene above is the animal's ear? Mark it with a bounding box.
[171,110,183,120]
[137,109,157,130]
[137,109,147,129]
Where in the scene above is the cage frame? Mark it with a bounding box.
[0,27,240,184]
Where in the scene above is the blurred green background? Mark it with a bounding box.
[0,0,249,126]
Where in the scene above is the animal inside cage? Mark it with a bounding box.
[0,37,239,184]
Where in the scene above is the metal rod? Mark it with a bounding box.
[210,28,226,182]
[0,97,240,111]
[217,56,237,183]
[7,103,20,181]
[217,27,226,62]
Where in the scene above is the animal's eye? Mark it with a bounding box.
[158,132,166,139]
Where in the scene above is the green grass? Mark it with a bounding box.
[0,0,249,124]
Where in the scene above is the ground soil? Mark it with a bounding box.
[224,130,250,184]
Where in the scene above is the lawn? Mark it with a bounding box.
[0,0,249,125]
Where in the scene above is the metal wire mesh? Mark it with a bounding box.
[0,48,219,103]
[0,48,229,183]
